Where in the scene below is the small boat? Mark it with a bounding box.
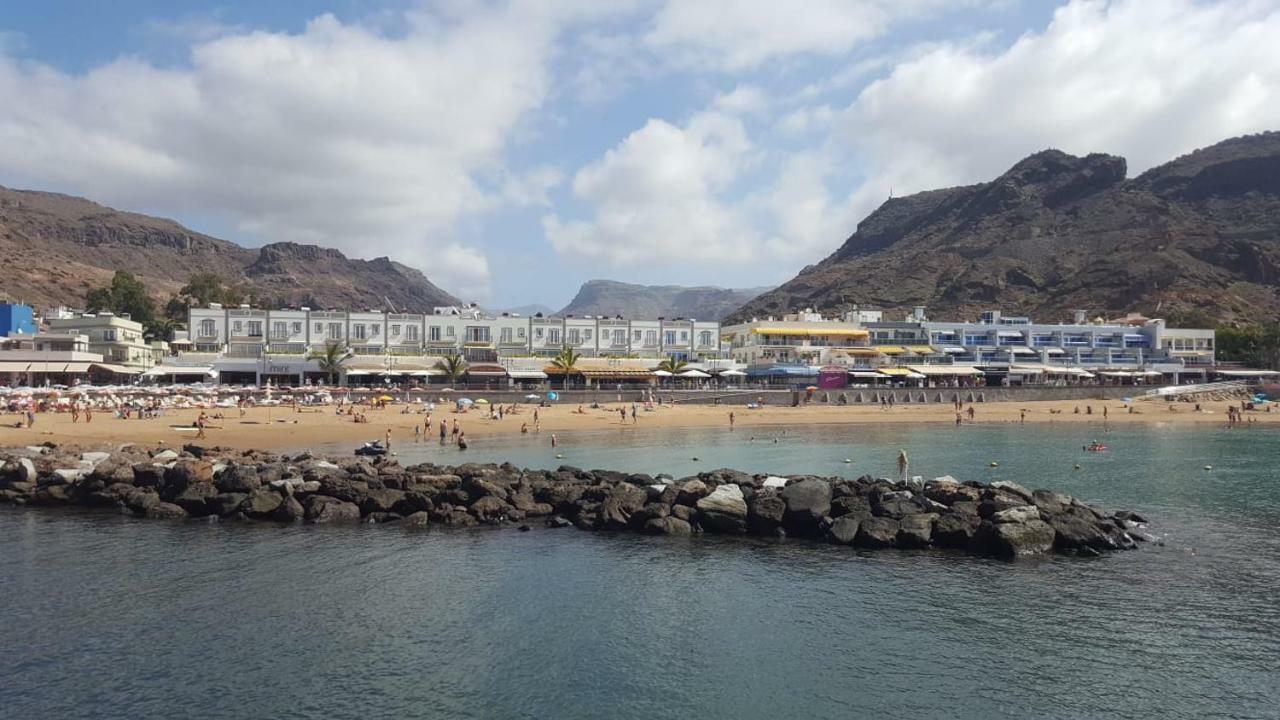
[355,441,388,457]
[1085,443,1108,452]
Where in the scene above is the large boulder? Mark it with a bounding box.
[854,517,900,548]
[827,515,861,545]
[216,464,262,493]
[304,495,361,524]
[123,488,161,514]
[643,516,693,536]
[675,479,710,506]
[990,481,1034,503]
[470,495,515,524]
[209,492,249,517]
[360,488,406,515]
[1048,512,1121,553]
[701,484,747,517]
[272,495,305,522]
[830,495,872,519]
[781,479,832,537]
[896,514,938,548]
[932,513,981,548]
[240,488,284,518]
[131,463,166,489]
[144,501,188,519]
[170,483,219,515]
[746,493,785,535]
[162,460,214,496]
[976,519,1056,558]
[392,491,435,517]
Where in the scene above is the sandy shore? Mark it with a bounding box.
[0,396,1273,452]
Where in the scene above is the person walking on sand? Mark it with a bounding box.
[385,428,392,452]
[196,414,206,439]
[85,405,93,424]
[897,449,909,486]
[1020,409,1026,424]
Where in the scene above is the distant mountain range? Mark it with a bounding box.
[558,280,771,321]
[0,186,460,313]
[733,132,1280,326]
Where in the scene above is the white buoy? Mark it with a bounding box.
[556,453,564,459]
[1204,465,1212,470]
[990,461,999,468]
[843,458,852,463]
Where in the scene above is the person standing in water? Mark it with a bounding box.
[729,411,735,430]
[897,449,909,485]
[439,421,447,443]
[385,428,392,452]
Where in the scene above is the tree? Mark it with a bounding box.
[165,272,246,322]
[657,357,688,375]
[308,343,351,384]
[550,347,581,387]
[85,271,157,327]
[146,317,179,343]
[435,353,468,385]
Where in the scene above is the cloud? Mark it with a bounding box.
[643,0,972,71]
[0,3,574,297]
[838,0,1280,217]
[543,110,759,266]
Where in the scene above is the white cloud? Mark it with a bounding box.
[0,3,575,296]
[838,0,1280,217]
[643,0,971,71]
[544,110,759,266]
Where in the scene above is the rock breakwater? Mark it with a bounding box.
[0,444,1153,559]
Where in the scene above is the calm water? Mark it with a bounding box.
[4,423,1280,719]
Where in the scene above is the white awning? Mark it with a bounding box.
[145,365,213,376]
[0,361,31,373]
[345,370,370,376]
[847,370,883,378]
[508,370,548,379]
[677,369,711,378]
[1215,369,1280,377]
[997,330,1024,337]
[941,346,967,354]
[905,365,984,376]
[717,369,747,376]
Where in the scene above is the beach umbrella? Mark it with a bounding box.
[524,394,540,400]
[378,395,394,402]
[677,369,711,378]
[718,369,747,377]
[652,370,673,377]
[457,398,474,405]
[475,398,490,404]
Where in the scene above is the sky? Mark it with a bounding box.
[2,0,1280,310]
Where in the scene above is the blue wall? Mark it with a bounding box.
[0,304,37,337]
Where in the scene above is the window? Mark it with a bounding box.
[645,330,657,346]
[370,325,379,337]
[247,321,263,337]
[391,324,401,337]
[232,321,243,335]
[680,331,688,341]
[328,323,342,340]
[446,326,455,337]
[315,323,324,333]
[548,329,561,344]
[518,327,526,338]
[614,329,626,346]
[534,328,544,340]
[429,326,441,341]
[699,331,712,347]
[405,325,419,341]
[633,330,642,341]
[465,326,490,343]
[583,329,592,340]
[272,321,288,339]
[103,329,117,341]
[568,329,580,344]
[352,324,366,340]
[199,319,216,337]
[291,322,302,334]
[500,327,512,344]
[664,331,677,346]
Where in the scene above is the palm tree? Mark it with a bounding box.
[145,317,179,343]
[550,347,581,387]
[657,358,688,375]
[308,342,350,384]
[435,353,469,385]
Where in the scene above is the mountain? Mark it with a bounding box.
[732,132,1280,326]
[0,186,460,313]
[559,280,771,321]
[498,303,556,317]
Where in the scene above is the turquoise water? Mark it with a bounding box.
[3,424,1279,718]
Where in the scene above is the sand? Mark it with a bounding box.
[0,396,1273,453]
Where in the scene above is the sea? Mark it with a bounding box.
[3,422,1279,719]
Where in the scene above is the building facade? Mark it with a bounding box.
[45,312,155,372]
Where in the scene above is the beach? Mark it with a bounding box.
[1,397,1273,452]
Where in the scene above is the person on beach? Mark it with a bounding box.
[551,434,558,447]
[85,406,92,424]
[414,425,421,442]
[955,412,962,426]
[897,449,909,485]
[631,403,637,423]
[521,422,528,434]
[1103,406,1108,420]
[729,411,735,429]
[385,429,392,451]
[195,414,206,439]
[457,431,467,450]
[26,408,35,428]
[452,419,459,437]
[967,406,975,421]
[1020,409,1026,424]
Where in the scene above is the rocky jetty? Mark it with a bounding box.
[0,444,1154,559]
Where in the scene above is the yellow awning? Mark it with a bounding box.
[834,347,882,356]
[877,367,916,376]
[875,346,907,355]
[907,346,936,354]
[751,327,869,337]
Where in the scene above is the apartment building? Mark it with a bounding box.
[45,312,155,372]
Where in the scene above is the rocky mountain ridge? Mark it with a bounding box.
[0,186,460,312]
[559,279,770,321]
[732,132,1280,325]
